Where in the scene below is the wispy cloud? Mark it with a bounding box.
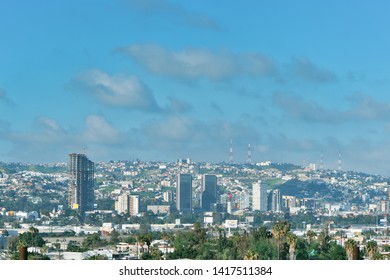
[273,92,390,123]
[82,115,122,144]
[0,88,16,106]
[138,115,260,151]
[290,57,339,83]
[125,0,221,30]
[164,96,193,114]
[68,69,162,112]
[0,115,126,162]
[116,44,344,86]
[115,44,276,82]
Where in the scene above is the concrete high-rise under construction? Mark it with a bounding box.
[68,153,95,212]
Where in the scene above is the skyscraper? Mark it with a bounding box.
[268,189,281,212]
[176,174,192,213]
[68,153,94,212]
[201,174,217,211]
[252,180,267,211]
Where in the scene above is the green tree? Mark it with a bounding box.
[244,250,259,260]
[319,241,347,260]
[345,239,358,260]
[17,228,45,248]
[286,232,298,260]
[272,221,290,260]
[306,230,316,244]
[365,240,378,260]
[67,240,83,252]
[82,233,108,251]
[84,254,109,260]
[109,229,121,245]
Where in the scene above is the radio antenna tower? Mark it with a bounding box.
[229,139,233,164]
[385,201,388,238]
[246,144,252,164]
[320,151,323,170]
[338,151,342,171]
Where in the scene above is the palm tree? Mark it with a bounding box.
[244,250,259,260]
[136,234,145,258]
[161,231,169,258]
[344,239,357,260]
[334,230,346,246]
[286,232,298,260]
[365,240,378,260]
[29,226,39,248]
[272,221,290,260]
[306,230,316,244]
[143,233,152,254]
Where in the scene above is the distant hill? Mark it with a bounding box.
[277,179,331,198]
[0,162,67,174]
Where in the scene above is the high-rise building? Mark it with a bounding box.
[176,174,192,213]
[268,189,281,212]
[252,180,267,211]
[68,153,94,212]
[129,195,139,216]
[115,192,129,214]
[115,193,139,216]
[239,191,250,210]
[201,174,217,211]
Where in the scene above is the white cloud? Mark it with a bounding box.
[273,92,390,123]
[82,115,121,144]
[0,115,125,162]
[70,69,161,111]
[37,116,64,132]
[290,57,339,83]
[0,88,16,105]
[126,0,221,30]
[116,44,276,81]
[164,96,193,114]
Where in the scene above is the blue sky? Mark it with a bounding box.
[1,0,390,175]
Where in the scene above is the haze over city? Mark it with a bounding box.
[1,1,390,176]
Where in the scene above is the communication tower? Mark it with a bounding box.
[246,144,252,164]
[229,139,233,164]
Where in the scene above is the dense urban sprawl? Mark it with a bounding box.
[0,158,389,260]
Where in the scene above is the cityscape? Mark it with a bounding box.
[1,1,390,264]
[1,152,390,260]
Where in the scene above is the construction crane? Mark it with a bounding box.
[64,145,88,155]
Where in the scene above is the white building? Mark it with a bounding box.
[129,195,139,216]
[115,193,129,214]
[252,181,267,211]
[115,193,139,216]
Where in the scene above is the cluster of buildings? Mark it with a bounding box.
[2,154,390,259]
[1,154,390,228]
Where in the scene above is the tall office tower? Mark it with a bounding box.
[68,153,94,212]
[176,174,192,213]
[129,195,139,216]
[201,174,217,211]
[269,189,281,212]
[252,180,267,211]
[115,192,129,214]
